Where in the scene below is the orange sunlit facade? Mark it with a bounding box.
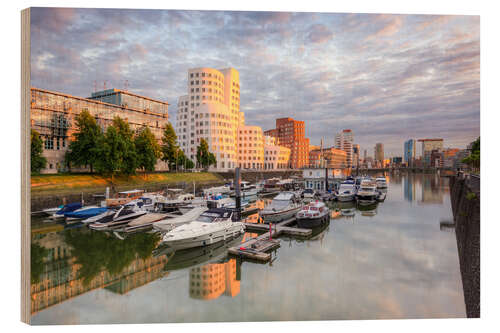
[264,117,310,169]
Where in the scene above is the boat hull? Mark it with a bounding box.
[162,224,245,250]
[337,194,355,202]
[259,206,301,223]
[296,214,329,229]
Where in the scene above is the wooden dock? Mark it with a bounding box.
[228,217,312,262]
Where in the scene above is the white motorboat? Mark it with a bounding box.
[203,185,231,196]
[356,179,378,205]
[302,188,316,199]
[376,190,387,202]
[42,205,63,216]
[161,208,245,250]
[155,189,195,212]
[259,192,303,223]
[153,206,208,233]
[89,201,147,230]
[336,180,357,202]
[296,200,330,228]
[230,181,259,197]
[375,177,388,189]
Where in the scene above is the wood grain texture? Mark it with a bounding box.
[21,7,31,325]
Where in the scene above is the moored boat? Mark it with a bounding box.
[161,208,245,250]
[296,200,330,228]
[153,206,208,233]
[375,177,388,189]
[335,180,357,202]
[259,192,303,223]
[356,179,378,205]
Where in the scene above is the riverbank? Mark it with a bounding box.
[450,174,480,318]
[30,172,224,211]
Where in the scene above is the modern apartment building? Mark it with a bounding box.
[404,139,417,167]
[264,117,310,169]
[264,136,291,170]
[176,67,243,170]
[335,129,354,167]
[30,87,169,173]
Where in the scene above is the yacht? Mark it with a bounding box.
[259,192,303,223]
[153,206,208,233]
[296,200,330,228]
[335,180,357,202]
[155,189,195,212]
[356,179,378,205]
[230,181,259,197]
[161,208,245,250]
[64,206,108,222]
[375,177,388,189]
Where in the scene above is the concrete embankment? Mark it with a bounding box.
[450,174,480,318]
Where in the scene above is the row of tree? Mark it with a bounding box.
[462,137,480,171]
[30,110,217,175]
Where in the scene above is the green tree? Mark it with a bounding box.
[462,137,480,171]
[196,138,217,170]
[112,117,138,175]
[65,110,102,173]
[64,230,160,286]
[31,129,47,173]
[94,126,124,179]
[135,126,161,173]
[161,123,179,171]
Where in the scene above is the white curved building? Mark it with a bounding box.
[237,125,265,169]
[176,68,243,170]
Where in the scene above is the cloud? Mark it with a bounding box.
[307,24,334,44]
[30,9,480,157]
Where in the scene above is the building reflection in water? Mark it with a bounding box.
[189,258,241,300]
[30,230,168,315]
[404,175,416,202]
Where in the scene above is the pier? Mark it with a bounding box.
[228,217,311,262]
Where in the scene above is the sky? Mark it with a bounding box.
[30,8,480,157]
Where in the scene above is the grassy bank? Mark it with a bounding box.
[31,172,223,196]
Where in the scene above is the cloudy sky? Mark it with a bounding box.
[31,8,479,157]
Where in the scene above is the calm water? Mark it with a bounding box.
[30,173,465,324]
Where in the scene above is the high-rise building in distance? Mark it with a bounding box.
[404,139,417,167]
[374,143,384,165]
[335,129,354,167]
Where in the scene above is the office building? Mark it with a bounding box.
[308,147,347,169]
[418,138,444,167]
[374,143,384,164]
[404,139,417,167]
[31,87,169,173]
[237,125,264,169]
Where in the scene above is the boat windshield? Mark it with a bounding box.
[197,211,231,223]
[268,200,291,209]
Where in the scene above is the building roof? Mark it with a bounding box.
[31,87,168,118]
[418,138,444,142]
[89,88,169,106]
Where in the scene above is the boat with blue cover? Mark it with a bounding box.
[49,202,83,220]
[64,207,109,220]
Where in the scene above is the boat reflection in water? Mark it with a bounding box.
[357,202,378,217]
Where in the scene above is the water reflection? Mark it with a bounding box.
[31,174,465,323]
